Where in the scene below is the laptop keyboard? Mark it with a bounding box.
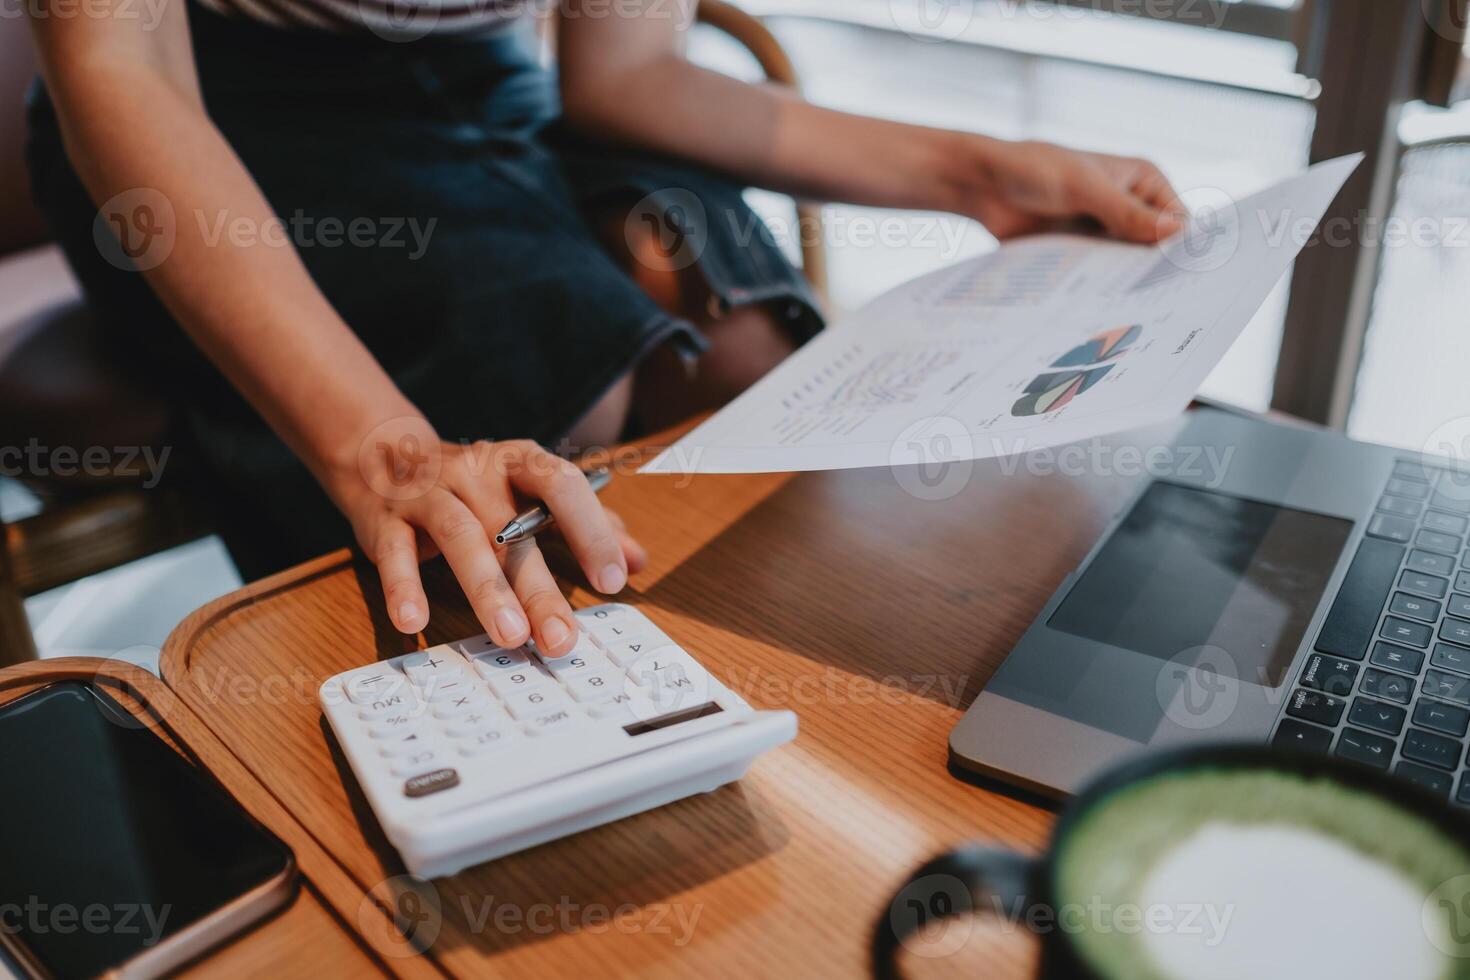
[1274,460,1470,806]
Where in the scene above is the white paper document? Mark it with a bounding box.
[643,154,1362,475]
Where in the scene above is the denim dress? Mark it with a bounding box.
[26,5,823,566]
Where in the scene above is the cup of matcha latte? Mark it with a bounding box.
[876,746,1470,980]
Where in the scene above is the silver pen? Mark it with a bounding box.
[495,466,613,545]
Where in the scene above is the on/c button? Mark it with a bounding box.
[404,768,460,798]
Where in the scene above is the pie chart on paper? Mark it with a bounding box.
[1011,365,1115,418]
[1050,324,1143,368]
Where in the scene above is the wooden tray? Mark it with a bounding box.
[0,658,402,978]
[148,422,1181,978]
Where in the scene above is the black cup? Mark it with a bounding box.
[874,744,1470,979]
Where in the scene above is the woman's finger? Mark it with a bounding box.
[373,519,429,634]
[1074,166,1171,243]
[499,538,581,657]
[1133,166,1186,233]
[604,508,648,574]
[505,445,628,595]
[416,491,531,647]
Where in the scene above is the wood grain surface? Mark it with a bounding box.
[0,658,408,978]
[159,414,1190,978]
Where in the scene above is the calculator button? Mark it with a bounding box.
[445,710,503,737]
[523,707,582,736]
[431,693,491,719]
[458,728,517,756]
[471,650,530,677]
[542,647,609,678]
[564,670,628,702]
[542,633,604,667]
[589,691,655,717]
[345,670,406,704]
[578,613,641,645]
[503,686,572,720]
[358,690,422,720]
[378,731,436,756]
[400,650,466,685]
[485,667,552,699]
[403,768,460,798]
[452,635,506,659]
[391,749,444,778]
[369,710,426,739]
[604,636,661,668]
[1449,594,1470,619]
[423,675,477,703]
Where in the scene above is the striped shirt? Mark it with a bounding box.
[192,0,549,38]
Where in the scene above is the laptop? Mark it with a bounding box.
[950,406,1470,805]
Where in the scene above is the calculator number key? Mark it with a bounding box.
[503,686,572,720]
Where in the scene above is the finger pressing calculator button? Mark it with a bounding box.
[523,707,582,736]
[485,666,552,699]
[503,687,572,720]
[471,650,530,677]
[544,651,609,679]
[401,650,466,685]
[542,633,604,668]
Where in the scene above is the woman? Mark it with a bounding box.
[25,0,1182,656]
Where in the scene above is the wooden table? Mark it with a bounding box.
[157,414,1189,978]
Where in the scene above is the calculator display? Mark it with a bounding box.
[623,701,723,737]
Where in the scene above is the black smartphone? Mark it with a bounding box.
[0,682,297,979]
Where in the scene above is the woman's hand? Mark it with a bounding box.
[950,138,1187,243]
[328,419,647,657]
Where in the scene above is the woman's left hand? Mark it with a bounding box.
[953,138,1187,244]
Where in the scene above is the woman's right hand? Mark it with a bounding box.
[327,418,647,658]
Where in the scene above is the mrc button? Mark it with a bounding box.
[403,768,460,798]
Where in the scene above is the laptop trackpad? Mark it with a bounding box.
[994,482,1354,743]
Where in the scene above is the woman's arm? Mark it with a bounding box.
[26,0,641,653]
[557,0,1183,242]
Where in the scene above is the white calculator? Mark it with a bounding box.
[319,603,797,878]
